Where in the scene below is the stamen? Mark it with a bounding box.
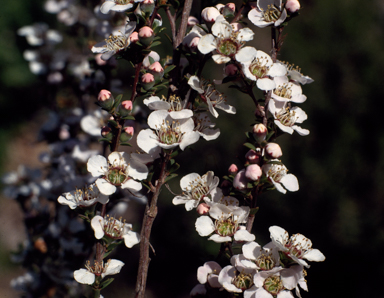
[275,107,297,127]
[262,4,282,23]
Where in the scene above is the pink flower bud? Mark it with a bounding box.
[143,51,160,68]
[101,126,112,137]
[245,164,262,181]
[201,7,220,23]
[121,100,133,111]
[139,26,153,38]
[225,64,238,76]
[286,0,300,13]
[245,149,261,164]
[233,169,248,190]
[225,3,236,12]
[265,142,283,159]
[98,89,112,102]
[148,62,164,80]
[140,0,155,13]
[196,203,210,215]
[130,32,139,43]
[228,164,238,175]
[142,73,154,83]
[253,123,267,143]
[141,73,155,90]
[124,126,134,136]
[188,16,199,26]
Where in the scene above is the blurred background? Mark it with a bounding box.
[1,0,384,297]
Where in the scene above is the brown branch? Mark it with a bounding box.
[135,152,171,298]
[174,0,193,48]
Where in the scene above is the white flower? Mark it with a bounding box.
[80,109,109,136]
[269,225,326,268]
[269,100,309,136]
[87,151,148,195]
[195,201,254,243]
[74,259,124,285]
[136,110,200,155]
[193,112,220,141]
[271,76,306,104]
[172,171,222,211]
[58,183,109,209]
[197,261,222,288]
[248,0,287,28]
[197,15,254,64]
[236,47,287,91]
[100,0,144,14]
[91,215,140,248]
[252,266,304,298]
[143,95,193,119]
[241,241,280,271]
[218,254,257,295]
[182,25,207,49]
[92,21,136,60]
[279,61,314,85]
[188,75,236,118]
[262,161,299,194]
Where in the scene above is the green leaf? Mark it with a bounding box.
[150,41,162,48]
[243,142,256,151]
[108,120,118,127]
[163,64,176,75]
[121,115,135,120]
[148,56,155,65]
[100,278,115,290]
[164,173,178,183]
[98,137,112,143]
[119,142,132,146]
[168,162,180,173]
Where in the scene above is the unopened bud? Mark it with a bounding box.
[138,26,154,45]
[245,164,262,181]
[101,126,113,141]
[141,73,155,90]
[188,16,199,26]
[130,31,139,43]
[34,237,47,254]
[233,169,248,190]
[118,100,133,117]
[225,64,238,76]
[245,149,261,164]
[201,7,220,23]
[148,61,164,81]
[197,203,210,215]
[286,0,300,13]
[120,126,134,142]
[143,51,160,68]
[228,164,238,175]
[98,89,114,110]
[265,142,282,159]
[189,36,200,49]
[140,0,155,14]
[253,123,267,143]
[222,3,236,17]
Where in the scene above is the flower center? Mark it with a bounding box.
[285,234,312,259]
[262,5,282,23]
[256,253,275,271]
[263,275,284,295]
[275,107,297,127]
[217,39,239,56]
[215,216,238,237]
[185,177,209,201]
[103,215,127,239]
[115,0,133,4]
[156,120,184,145]
[267,164,287,182]
[249,57,269,79]
[107,168,127,185]
[85,259,111,276]
[274,84,292,99]
[162,94,183,112]
[74,185,97,203]
[199,79,227,107]
[105,34,128,52]
[233,272,254,290]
